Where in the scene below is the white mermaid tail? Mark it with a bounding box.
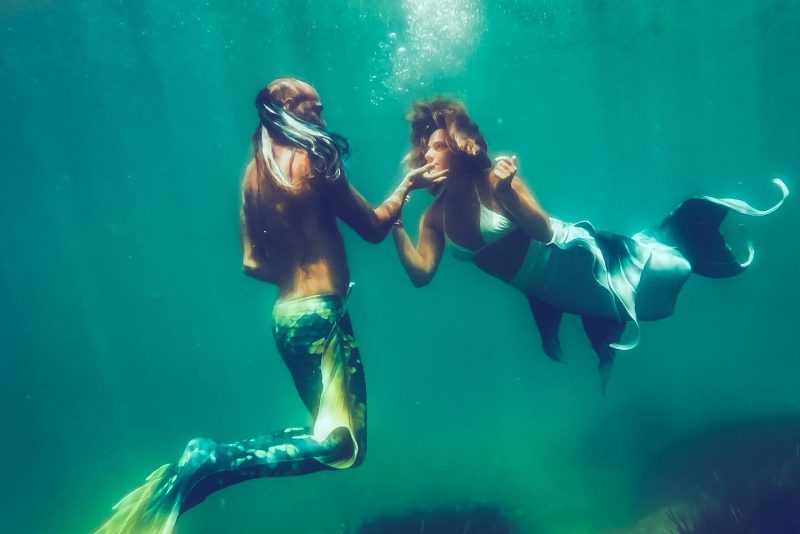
[517,179,789,391]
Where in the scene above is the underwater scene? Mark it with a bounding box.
[1,1,799,533]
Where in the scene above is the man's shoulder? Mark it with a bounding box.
[241,154,340,197]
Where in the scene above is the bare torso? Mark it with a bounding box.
[242,146,351,300]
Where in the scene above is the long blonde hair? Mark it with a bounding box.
[252,79,349,188]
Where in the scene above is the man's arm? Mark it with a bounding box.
[325,176,411,243]
[325,163,445,244]
[240,165,278,282]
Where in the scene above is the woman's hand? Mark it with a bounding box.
[492,155,518,190]
[404,162,448,191]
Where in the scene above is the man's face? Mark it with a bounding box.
[424,128,452,170]
[289,88,325,127]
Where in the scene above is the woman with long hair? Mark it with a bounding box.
[391,98,788,391]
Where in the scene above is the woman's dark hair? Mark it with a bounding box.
[405,97,491,172]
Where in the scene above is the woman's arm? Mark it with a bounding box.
[491,156,553,243]
[390,199,445,287]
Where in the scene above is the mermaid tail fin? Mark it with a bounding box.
[581,315,626,393]
[651,179,788,278]
[652,198,744,278]
[527,296,564,361]
[94,464,180,534]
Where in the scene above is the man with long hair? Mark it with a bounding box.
[94,78,444,533]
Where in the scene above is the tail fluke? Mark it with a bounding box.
[652,179,788,278]
[94,464,180,534]
[581,315,627,393]
[527,296,565,362]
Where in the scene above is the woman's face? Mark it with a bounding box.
[424,128,452,171]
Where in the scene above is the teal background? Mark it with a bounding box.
[1,1,798,532]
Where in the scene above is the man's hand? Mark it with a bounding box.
[404,162,448,191]
[492,155,518,191]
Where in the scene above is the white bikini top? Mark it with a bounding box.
[444,184,516,261]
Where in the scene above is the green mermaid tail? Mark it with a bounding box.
[94,464,180,534]
[94,293,367,533]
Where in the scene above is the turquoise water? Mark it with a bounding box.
[1,1,799,532]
